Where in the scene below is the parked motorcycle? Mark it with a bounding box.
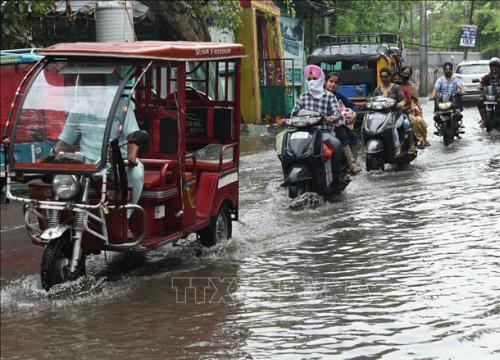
[481,85,500,132]
[277,110,350,201]
[361,96,417,171]
[433,94,464,146]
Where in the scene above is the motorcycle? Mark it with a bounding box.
[433,93,464,146]
[277,110,350,201]
[361,96,417,171]
[481,85,500,132]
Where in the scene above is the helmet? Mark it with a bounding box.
[489,57,500,68]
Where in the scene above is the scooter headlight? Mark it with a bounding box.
[52,175,80,200]
[485,95,496,101]
[438,101,452,110]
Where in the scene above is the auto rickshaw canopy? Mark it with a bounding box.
[38,41,246,61]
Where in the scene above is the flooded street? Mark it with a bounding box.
[1,100,500,359]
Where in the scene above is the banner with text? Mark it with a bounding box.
[280,16,304,86]
[459,25,477,48]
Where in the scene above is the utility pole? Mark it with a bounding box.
[419,0,428,96]
[463,0,475,61]
[410,5,414,51]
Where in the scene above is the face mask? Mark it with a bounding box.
[401,74,410,82]
[307,78,325,99]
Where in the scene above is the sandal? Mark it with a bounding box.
[349,163,362,175]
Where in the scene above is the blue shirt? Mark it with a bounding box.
[333,91,358,110]
[434,75,463,99]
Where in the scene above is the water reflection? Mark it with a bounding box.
[1,103,500,359]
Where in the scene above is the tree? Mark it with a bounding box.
[1,0,55,49]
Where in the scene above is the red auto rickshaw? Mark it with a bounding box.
[4,41,244,290]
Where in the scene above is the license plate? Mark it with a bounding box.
[484,101,496,105]
[290,131,310,140]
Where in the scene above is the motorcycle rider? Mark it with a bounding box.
[290,64,345,177]
[477,57,500,128]
[324,72,362,175]
[373,67,415,155]
[429,62,465,116]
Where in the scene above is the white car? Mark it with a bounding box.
[455,60,490,101]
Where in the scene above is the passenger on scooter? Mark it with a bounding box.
[291,64,345,177]
[54,74,143,239]
[429,62,465,115]
[396,67,430,148]
[325,71,362,175]
[477,57,500,128]
[373,67,415,155]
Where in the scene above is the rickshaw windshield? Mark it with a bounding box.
[11,61,134,172]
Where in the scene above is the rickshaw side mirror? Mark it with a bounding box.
[128,130,149,148]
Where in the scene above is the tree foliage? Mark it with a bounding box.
[1,0,55,49]
[305,0,499,56]
[1,0,498,56]
[423,0,499,54]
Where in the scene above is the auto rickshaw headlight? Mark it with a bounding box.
[52,175,80,200]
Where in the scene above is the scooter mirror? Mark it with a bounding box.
[128,130,149,148]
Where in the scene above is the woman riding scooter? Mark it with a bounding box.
[324,71,362,175]
[373,67,416,155]
[289,64,345,176]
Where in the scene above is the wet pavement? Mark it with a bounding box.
[1,100,500,359]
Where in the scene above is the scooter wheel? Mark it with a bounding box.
[366,154,383,171]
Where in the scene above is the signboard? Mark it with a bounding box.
[280,16,304,86]
[459,25,477,48]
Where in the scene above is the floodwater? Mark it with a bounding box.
[1,100,500,359]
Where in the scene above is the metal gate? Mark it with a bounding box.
[259,58,298,117]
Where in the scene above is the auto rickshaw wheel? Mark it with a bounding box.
[41,234,86,291]
[198,204,232,247]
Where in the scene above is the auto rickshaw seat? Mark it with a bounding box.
[140,158,177,190]
[136,107,178,154]
[186,159,235,173]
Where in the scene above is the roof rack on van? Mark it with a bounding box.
[316,33,399,46]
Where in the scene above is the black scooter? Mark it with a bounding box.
[278,110,350,200]
[361,96,417,171]
[482,85,500,132]
[433,93,464,146]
